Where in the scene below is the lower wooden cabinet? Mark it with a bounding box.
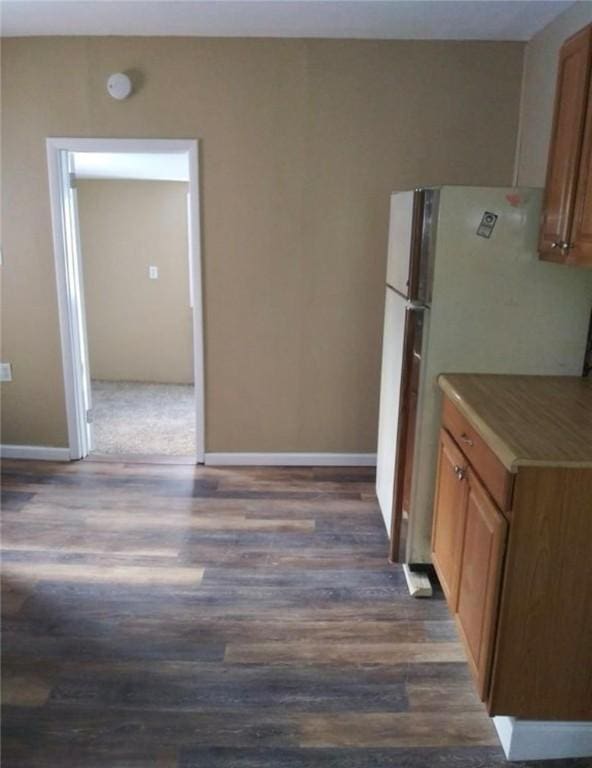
[432,430,507,701]
[431,430,468,606]
[432,391,592,721]
[455,470,507,700]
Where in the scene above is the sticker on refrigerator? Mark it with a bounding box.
[476,211,498,239]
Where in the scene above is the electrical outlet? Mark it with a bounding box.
[149,266,159,280]
[0,362,13,382]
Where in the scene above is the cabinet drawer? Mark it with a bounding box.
[442,397,514,512]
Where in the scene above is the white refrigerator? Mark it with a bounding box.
[376,186,592,591]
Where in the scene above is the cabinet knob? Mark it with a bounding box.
[551,241,574,252]
[453,464,466,481]
[459,433,474,447]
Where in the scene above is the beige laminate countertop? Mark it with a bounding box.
[438,373,592,472]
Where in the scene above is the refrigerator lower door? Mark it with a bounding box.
[376,288,408,535]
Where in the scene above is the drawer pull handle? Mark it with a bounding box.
[453,465,466,481]
[459,433,474,447]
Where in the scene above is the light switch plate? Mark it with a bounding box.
[149,266,159,279]
[0,362,13,382]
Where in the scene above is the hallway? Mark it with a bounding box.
[91,380,195,457]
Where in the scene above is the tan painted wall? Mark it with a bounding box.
[515,1,592,186]
[1,37,523,451]
[77,179,193,385]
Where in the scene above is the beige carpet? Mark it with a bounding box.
[91,380,196,456]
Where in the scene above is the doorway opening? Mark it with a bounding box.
[47,139,205,463]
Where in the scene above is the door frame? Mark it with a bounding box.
[46,137,205,462]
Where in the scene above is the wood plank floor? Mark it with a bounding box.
[1,459,589,767]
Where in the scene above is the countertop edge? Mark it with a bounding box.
[438,375,519,472]
[437,374,592,471]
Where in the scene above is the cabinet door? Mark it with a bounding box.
[570,76,592,266]
[431,429,469,609]
[539,25,592,262]
[455,470,507,701]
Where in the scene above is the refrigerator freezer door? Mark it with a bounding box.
[386,191,416,298]
[376,287,408,535]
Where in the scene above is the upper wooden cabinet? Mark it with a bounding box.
[572,61,592,265]
[539,24,592,267]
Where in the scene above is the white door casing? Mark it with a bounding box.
[46,138,205,462]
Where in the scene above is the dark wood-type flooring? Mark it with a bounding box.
[2,460,590,767]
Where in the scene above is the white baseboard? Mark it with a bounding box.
[494,716,592,761]
[1,444,71,461]
[1,447,377,467]
[204,453,377,467]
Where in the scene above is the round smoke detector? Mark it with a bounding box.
[107,73,133,100]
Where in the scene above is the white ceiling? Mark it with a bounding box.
[73,152,190,181]
[1,1,575,41]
